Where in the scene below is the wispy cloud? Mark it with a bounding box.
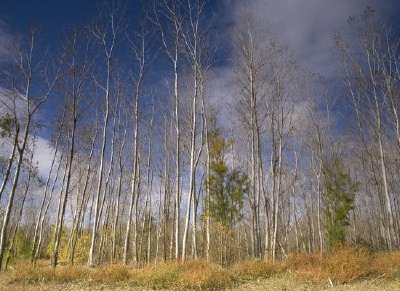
[0,20,15,61]
[219,0,399,78]
[207,0,399,130]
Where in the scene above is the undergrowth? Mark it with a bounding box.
[4,247,400,289]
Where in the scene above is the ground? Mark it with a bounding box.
[1,274,399,290]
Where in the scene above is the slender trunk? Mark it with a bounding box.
[0,117,29,271]
[88,91,109,266]
[0,130,18,201]
[173,57,181,261]
[182,67,198,260]
[52,100,77,268]
[123,90,140,265]
[88,16,117,263]
[112,125,126,261]
[33,151,65,264]
[31,127,62,263]
[4,151,33,270]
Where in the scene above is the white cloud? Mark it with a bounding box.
[1,87,54,179]
[33,136,55,178]
[220,0,398,79]
[0,134,54,180]
[208,0,399,134]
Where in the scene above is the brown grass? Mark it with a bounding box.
[176,260,233,289]
[91,263,133,283]
[135,260,233,289]
[8,262,88,283]
[370,251,400,278]
[232,259,285,280]
[4,247,400,289]
[6,260,235,290]
[287,246,400,284]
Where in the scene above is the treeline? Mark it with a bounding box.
[0,1,399,270]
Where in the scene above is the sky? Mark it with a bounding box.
[221,0,400,78]
[1,0,400,176]
[1,0,399,75]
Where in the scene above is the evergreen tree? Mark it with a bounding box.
[207,131,248,229]
[322,157,358,249]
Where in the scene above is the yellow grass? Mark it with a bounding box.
[287,246,400,284]
[3,247,400,290]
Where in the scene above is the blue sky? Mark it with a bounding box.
[1,0,95,33]
[2,0,399,89]
[1,0,399,176]
[1,0,399,72]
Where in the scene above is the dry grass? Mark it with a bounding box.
[5,260,235,290]
[136,260,233,289]
[176,260,233,289]
[3,247,400,290]
[287,246,400,284]
[91,264,133,283]
[232,259,285,280]
[370,251,400,278]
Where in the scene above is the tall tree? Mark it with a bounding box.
[0,27,59,270]
[88,0,125,266]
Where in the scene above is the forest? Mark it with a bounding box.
[0,0,399,289]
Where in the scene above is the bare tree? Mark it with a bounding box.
[0,27,60,270]
[88,0,126,266]
[123,22,150,265]
[51,27,93,268]
[336,8,399,249]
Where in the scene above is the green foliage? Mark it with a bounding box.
[0,114,16,138]
[207,131,249,229]
[322,157,358,249]
[15,231,33,259]
[46,231,68,263]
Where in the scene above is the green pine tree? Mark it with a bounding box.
[207,131,248,229]
[322,157,358,249]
